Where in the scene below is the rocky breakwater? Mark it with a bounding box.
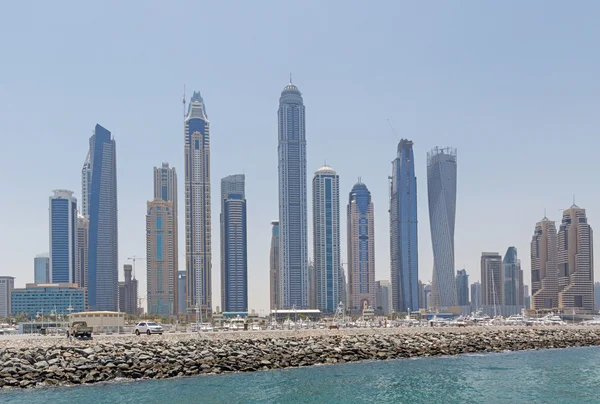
[2,327,600,389]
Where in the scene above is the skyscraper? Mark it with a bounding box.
[390,139,419,313]
[531,217,559,310]
[184,91,212,315]
[481,252,503,310]
[456,269,469,306]
[347,181,376,313]
[49,190,77,284]
[557,205,594,312]
[86,124,118,311]
[220,174,247,312]
[76,214,88,289]
[339,265,347,310]
[154,162,178,291]
[81,152,91,218]
[146,199,176,315]
[470,281,482,311]
[278,79,308,310]
[375,280,391,315]
[503,247,523,307]
[312,165,340,313]
[269,220,280,310]
[177,271,186,315]
[594,282,600,312]
[34,253,49,284]
[118,264,138,315]
[427,147,457,309]
[308,260,317,309]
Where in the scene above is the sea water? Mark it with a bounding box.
[2,346,599,403]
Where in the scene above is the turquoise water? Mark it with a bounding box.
[2,347,600,403]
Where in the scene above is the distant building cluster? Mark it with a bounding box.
[2,79,596,321]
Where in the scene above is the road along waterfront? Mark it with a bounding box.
[1,326,600,389]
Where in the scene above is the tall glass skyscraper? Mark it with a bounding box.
[34,253,49,284]
[220,174,247,312]
[277,80,308,309]
[270,220,280,310]
[86,124,118,311]
[427,147,457,309]
[456,269,469,306]
[503,247,523,307]
[347,181,376,313]
[390,139,419,313]
[312,165,340,313]
[184,91,212,315]
[49,190,77,284]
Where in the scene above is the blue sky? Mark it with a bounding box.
[2,1,599,313]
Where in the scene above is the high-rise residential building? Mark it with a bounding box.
[146,199,176,315]
[0,277,15,318]
[49,190,78,284]
[347,181,376,313]
[423,284,432,310]
[557,205,594,312]
[456,269,469,306]
[278,80,308,310]
[470,281,482,311]
[220,174,248,312]
[177,271,186,315]
[417,280,424,309]
[11,283,85,318]
[312,165,340,313]
[81,152,91,218]
[184,91,212,315]
[86,124,118,311]
[481,252,503,310]
[339,265,347,310]
[531,217,558,310]
[375,280,391,315]
[154,162,178,297]
[308,261,317,309]
[118,264,137,315]
[269,220,280,310]
[34,253,50,284]
[524,285,531,309]
[503,247,523,307]
[76,214,89,289]
[594,282,600,312]
[427,147,457,309]
[390,139,419,313]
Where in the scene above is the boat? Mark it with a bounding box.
[229,316,246,331]
[200,323,213,332]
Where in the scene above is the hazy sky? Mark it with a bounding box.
[2,1,599,313]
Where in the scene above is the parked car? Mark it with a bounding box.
[134,322,164,335]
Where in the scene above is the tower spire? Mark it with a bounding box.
[289,72,292,84]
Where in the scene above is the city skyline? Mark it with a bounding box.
[5,2,600,314]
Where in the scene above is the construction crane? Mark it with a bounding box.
[126,255,146,279]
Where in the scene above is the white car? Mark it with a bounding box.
[135,322,163,335]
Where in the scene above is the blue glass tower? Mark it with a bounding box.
[221,174,247,312]
[312,166,340,313]
[87,124,118,311]
[390,139,419,313]
[49,190,77,283]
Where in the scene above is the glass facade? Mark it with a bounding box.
[87,124,118,311]
[184,92,212,312]
[49,191,77,284]
[11,285,85,318]
[278,82,308,309]
[390,140,419,313]
[312,167,340,313]
[34,254,49,284]
[427,147,458,309]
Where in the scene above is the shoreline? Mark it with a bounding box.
[1,327,599,389]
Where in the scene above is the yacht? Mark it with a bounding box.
[200,323,214,332]
[229,316,246,331]
[541,314,566,326]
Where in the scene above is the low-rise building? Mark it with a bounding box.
[11,283,86,318]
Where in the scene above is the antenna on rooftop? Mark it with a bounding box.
[183,84,186,119]
[386,118,399,142]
